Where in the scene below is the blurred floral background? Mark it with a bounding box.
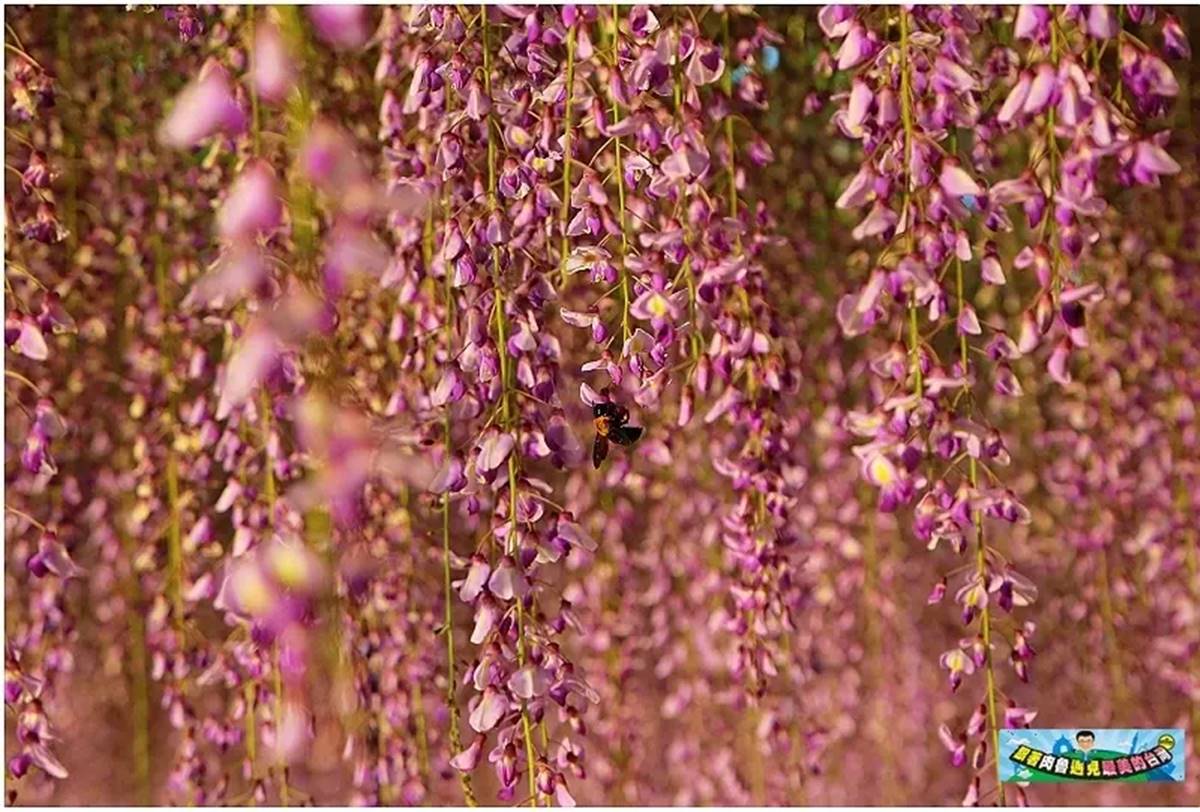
[4,4,1198,807]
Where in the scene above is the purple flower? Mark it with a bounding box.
[1022,63,1058,116]
[685,42,725,86]
[429,455,467,494]
[818,5,854,38]
[430,367,465,407]
[938,647,975,693]
[938,724,966,766]
[217,161,282,240]
[20,150,54,193]
[468,687,509,733]
[308,6,370,50]
[9,315,49,361]
[1085,5,1118,39]
[508,666,549,700]
[160,60,245,147]
[938,159,983,198]
[836,23,877,71]
[27,744,68,779]
[997,71,1032,124]
[459,555,491,603]
[487,555,529,601]
[957,304,981,336]
[836,269,886,337]
[1013,5,1051,43]
[253,20,295,103]
[216,325,281,420]
[1047,340,1072,385]
[1163,16,1191,60]
[450,734,486,772]
[21,202,67,245]
[28,532,84,580]
[1128,139,1182,185]
[627,5,659,40]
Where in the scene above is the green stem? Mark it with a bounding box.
[273,645,289,807]
[244,682,258,806]
[121,521,153,805]
[721,11,739,223]
[411,680,431,783]
[3,505,47,531]
[434,78,478,806]
[1043,9,1063,300]
[609,5,632,344]
[1095,543,1130,712]
[442,489,477,806]
[556,23,577,291]
[957,244,1004,807]
[482,10,540,805]
[974,517,1005,806]
[55,8,78,250]
[899,10,922,398]
[670,25,702,362]
[247,7,262,158]
[898,9,915,236]
[154,232,185,629]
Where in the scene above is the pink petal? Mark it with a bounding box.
[253,20,295,103]
[939,161,983,197]
[459,556,491,603]
[29,744,68,779]
[487,556,529,601]
[160,62,245,147]
[450,734,485,772]
[307,6,369,50]
[477,431,515,472]
[16,317,49,361]
[470,597,499,644]
[468,687,508,733]
[217,161,281,240]
[507,667,549,700]
[217,328,280,420]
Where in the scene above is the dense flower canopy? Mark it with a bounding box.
[4,4,1198,807]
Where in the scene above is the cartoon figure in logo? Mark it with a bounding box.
[1065,731,1168,782]
[1068,730,1123,762]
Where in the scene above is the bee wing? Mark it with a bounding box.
[592,434,609,468]
[608,425,643,446]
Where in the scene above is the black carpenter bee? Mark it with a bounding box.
[592,400,643,469]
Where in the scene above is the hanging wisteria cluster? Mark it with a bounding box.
[4,5,1197,807]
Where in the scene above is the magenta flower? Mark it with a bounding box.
[307,6,370,50]
[450,734,486,772]
[836,23,877,70]
[27,532,84,580]
[468,687,509,734]
[685,42,725,86]
[9,315,49,361]
[159,60,245,147]
[1014,5,1051,42]
[20,150,54,193]
[216,325,281,420]
[252,19,295,103]
[476,430,515,473]
[487,556,529,601]
[217,160,281,240]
